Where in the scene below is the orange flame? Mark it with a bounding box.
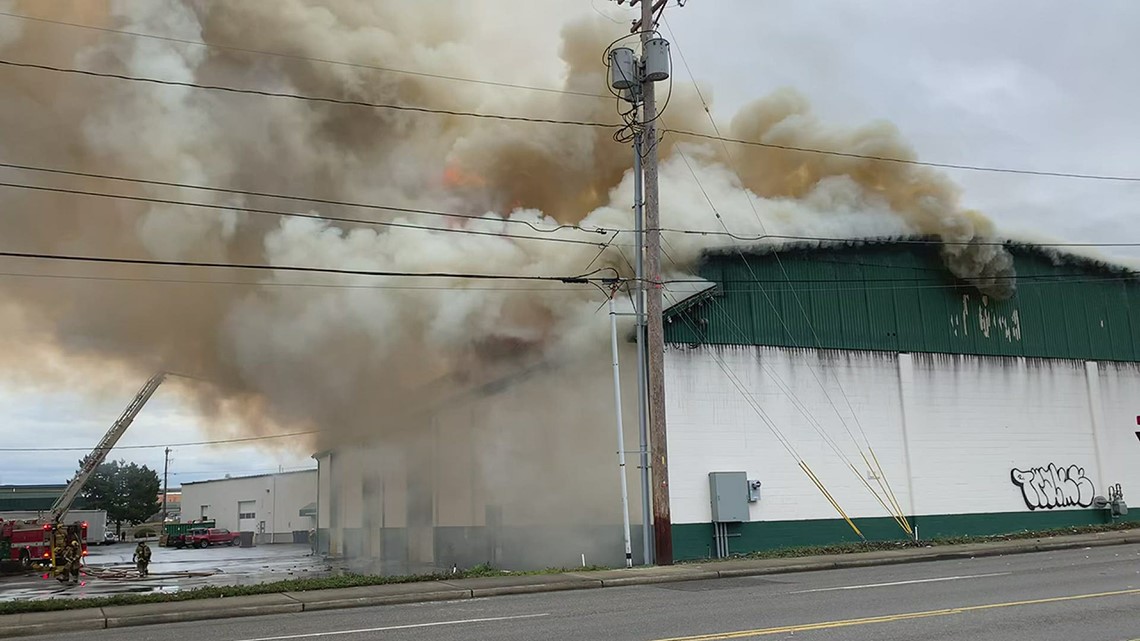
[442,164,486,189]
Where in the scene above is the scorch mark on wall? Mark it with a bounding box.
[1010,464,1095,510]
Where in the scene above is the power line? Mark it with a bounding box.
[0,249,613,284]
[665,129,1140,183]
[15,160,1140,250]
[656,230,1140,248]
[0,269,595,292]
[664,271,1138,285]
[0,180,611,249]
[0,263,1129,292]
[16,46,1136,183]
[657,19,1137,185]
[171,466,317,477]
[0,161,609,237]
[0,10,610,100]
[8,161,1140,250]
[0,430,321,452]
[0,59,621,129]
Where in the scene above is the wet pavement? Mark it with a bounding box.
[0,542,331,601]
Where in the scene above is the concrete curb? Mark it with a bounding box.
[1,530,1135,638]
[102,594,303,629]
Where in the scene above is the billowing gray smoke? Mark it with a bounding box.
[0,0,1017,565]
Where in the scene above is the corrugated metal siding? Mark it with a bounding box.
[664,245,1140,362]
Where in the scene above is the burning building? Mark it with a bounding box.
[314,239,1140,569]
[2,1,1137,571]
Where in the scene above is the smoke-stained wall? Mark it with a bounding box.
[665,347,1140,559]
[319,347,647,571]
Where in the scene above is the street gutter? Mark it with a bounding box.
[3,529,1139,638]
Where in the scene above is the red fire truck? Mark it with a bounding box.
[0,373,167,576]
[1,520,88,567]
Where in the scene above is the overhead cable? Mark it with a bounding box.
[0,181,610,249]
[666,129,1140,183]
[0,249,614,284]
[3,161,1137,250]
[665,21,910,529]
[0,270,602,292]
[0,10,610,100]
[0,430,322,452]
[3,56,1139,181]
[0,59,622,129]
[0,160,606,237]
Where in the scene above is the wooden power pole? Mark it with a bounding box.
[639,0,673,565]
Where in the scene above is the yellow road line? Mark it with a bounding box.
[653,587,1140,641]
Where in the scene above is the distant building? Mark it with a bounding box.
[180,470,316,543]
[315,240,1140,571]
[0,484,91,512]
[159,490,182,520]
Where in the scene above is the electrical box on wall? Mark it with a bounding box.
[747,479,762,503]
[709,471,749,522]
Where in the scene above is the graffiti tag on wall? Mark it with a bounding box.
[1010,464,1095,510]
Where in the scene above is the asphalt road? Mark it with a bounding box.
[39,543,1140,641]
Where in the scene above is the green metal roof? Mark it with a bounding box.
[0,485,97,512]
[664,241,1140,361]
[0,485,65,512]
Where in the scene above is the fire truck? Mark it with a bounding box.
[0,373,168,576]
[1,520,88,567]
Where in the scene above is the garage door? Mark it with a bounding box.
[238,501,257,532]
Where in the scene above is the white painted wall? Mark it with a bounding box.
[180,470,316,542]
[665,346,1137,524]
[1093,362,1140,498]
[902,354,1097,516]
[665,346,909,524]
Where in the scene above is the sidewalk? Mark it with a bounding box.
[4,529,1138,638]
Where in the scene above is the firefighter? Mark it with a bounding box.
[57,537,82,585]
[133,540,152,577]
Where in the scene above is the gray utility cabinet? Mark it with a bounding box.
[708,471,749,522]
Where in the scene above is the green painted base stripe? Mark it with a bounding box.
[672,510,1140,561]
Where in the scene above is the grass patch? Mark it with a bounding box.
[0,563,608,616]
[2,522,1135,617]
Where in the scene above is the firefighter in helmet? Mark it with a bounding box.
[57,536,82,585]
[133,540,152,577]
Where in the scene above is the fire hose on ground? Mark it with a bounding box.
[78,564,219,581]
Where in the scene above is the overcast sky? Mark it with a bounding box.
[3,0,1138,487]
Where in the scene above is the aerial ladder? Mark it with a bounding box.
[45,372,169,573]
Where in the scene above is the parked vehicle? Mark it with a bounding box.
[161,520,216,547]
[176,527,240,548]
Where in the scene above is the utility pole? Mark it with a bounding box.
[638,0,673,566]
[608,289,634,568]
[161,447,171,521]
[609,0,674,565]
[634,126,652,566]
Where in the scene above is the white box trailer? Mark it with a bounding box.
[0,510,109,544]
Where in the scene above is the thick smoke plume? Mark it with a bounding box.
[0,1,1017,557]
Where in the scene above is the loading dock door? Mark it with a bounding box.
[238,500,257,532]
